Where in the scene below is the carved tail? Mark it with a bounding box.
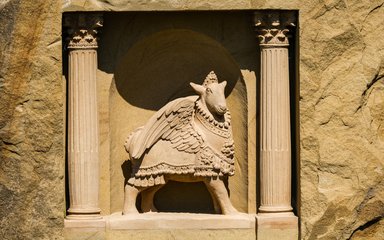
[124,127,144,161]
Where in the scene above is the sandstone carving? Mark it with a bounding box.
[122,71,238,215]
[64,14,103,219]
[254,12,295,214]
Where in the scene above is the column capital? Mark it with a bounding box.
[63,14,103,49]
[253,11,296,46]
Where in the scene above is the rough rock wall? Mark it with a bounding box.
[299,1,384,239]
[0,0,383,240]
[0,1,64,239]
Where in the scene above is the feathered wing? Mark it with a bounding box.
[128,96,204,159]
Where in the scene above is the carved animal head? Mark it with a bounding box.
[190,71,228,116]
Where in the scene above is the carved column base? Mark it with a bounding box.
[256,213,298,240]
[65,213,102,220]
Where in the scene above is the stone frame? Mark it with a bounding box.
[62,7,299,240]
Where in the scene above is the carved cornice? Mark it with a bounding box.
[63,14,103,49]
[253,11,296,47]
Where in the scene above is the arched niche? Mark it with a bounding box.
[110,29,248,213]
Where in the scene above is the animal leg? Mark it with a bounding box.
[141,184,164,213]
[122,184,140,215]
[206,185,221,214]
[204,178,239,215]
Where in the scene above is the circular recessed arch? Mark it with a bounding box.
[114,29,242,110]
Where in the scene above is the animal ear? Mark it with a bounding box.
[190,82,205,95]
[220,81,227,88]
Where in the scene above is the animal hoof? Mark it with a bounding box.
[122,209,139,215]
[223,208,240,215]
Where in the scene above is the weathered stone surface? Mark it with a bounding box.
[0,0,64,239]
[0,0,383,239]
[350,218,384,239]
[299,1,384,239]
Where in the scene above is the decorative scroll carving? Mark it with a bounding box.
[122,71,239,215]
[253,11,295,46]
[63,14,103,49]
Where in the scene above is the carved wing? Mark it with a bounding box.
[129,96,204,159]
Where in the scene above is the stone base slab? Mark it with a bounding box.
[106,212,256,230]
[256,213,298,240]
[64,218,106,228]
[105,229,256,240]
[64,212,256,240]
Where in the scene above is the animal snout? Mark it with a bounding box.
[218,105,227,113]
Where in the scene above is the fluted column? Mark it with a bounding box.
[64,14,103,220]
[254,12,296,214]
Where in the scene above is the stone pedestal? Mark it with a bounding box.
[64,213,256,240]
[64,14,103,220]
[256,213,298,240]
[254,12,298,239]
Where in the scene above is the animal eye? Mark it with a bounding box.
[206,88,212,94]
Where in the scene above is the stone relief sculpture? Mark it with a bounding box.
[122,71,239,215]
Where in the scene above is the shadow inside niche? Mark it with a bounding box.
[113,29,242,110]
[154,181,215,214]
[114,29,244,214]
